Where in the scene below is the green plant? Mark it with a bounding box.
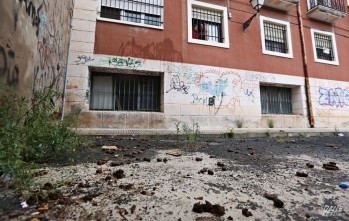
[227,128,234,138]
[174,121,181,147]
[0,80,82,192]
[234,118,245,128]
[265,130,271,137]
[267,119,274,128]
[333,125,339,136]
[275,135,288,144]
[182,122,201,147]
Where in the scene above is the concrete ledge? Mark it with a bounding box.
[76,127,349,138]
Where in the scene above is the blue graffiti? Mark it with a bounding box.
[319,87,349,108]
[200,79,228,97]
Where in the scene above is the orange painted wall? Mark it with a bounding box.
[94,0,349,82]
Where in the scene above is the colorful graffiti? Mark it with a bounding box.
[166,64,266,115]
[98,57,144,69]
[319,87,349,108]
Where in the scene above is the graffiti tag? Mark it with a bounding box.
[319,87,349,108]
[75,55,94,65]
[99,57,143,69]
[166,74,190,94]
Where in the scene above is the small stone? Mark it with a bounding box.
[199,168,208,174]
[305,213,311,218]
[163,158,168,163]
[130,205,136,214]
[207,170,214,175]
[306,163,314,168]
[273,199,284,208]
[195,157,203,161]
[157,158,163,162]
[296,172,308,177]
[113,169,125,179]
[242,208,252,217]
[110,161,123,167]
[217,162,225,167]
[42,182,53,190]
[193,202,204,213]
[143,157,151,162]
[222,167,227,171]
[228,216,233,220]
[323,162,339,170]
[211,204,225,216]
[105,176,112,181]
[264,193,278,200]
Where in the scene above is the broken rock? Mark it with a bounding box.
[296,172,308,177]
[196,157,203,162]
[306,163,314,168]
[211,204,225,216]
[242,208,252,217]
[273,199,284,208]
[113,169,125,179]
[323,162,339,170]
[110,161,123,167]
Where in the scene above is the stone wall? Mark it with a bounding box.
[0,0,73,101]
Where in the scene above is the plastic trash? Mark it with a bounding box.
[339,182,348,188]
[21,202,28,208]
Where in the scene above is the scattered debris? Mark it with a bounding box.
[143,157,151,162]
[97,157,110,165]
[325,143,341,149]
[184,174,193,178]
[264,193,278,201]
[296,172,308,177]
[242,208,252,217]
[196,157,203,161]
[21,202,28,209]
[113,169,125,179]
[192,201,225,216]
[102,146,118,150]
[306,163,314,168]
[217,162,225,167]
[120,184,133,191]
[157,158,163,162]
[199,168,208,174]
[339,182,348,188]
[323,162,339,170]
[42,182,53,190]
[194,197,204,200]
[166,151,182,156]
[110,161,123,167]
[119,208,128,219]
[273,199,284,208]
[130,204,136,214]
[37,204,49,212]
[163,158,168,163]
[207,170,214,175]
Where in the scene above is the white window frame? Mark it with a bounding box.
[260,16,293,59]
[310,29,339,66]
[187,0,229,48]
[97,0,164,30]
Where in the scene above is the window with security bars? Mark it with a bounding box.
[192,7,223,43]
[100,0,164,27]
[260,86,292,115]
[263,22,288,53]
[90,73,161,112]
[314,33,334,61]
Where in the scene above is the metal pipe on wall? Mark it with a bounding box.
[297,3,315,128]
[61,0,76,121]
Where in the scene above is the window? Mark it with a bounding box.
[99,0,164,28]
[311,29,338,65]
[90,73,161,112]
[260,86,292,115]
[188,0,229,48]
[260,16,293,58]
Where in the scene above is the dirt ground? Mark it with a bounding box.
[0,135,349,221]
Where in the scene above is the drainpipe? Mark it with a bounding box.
[61,0,76,121]
[297,3,314,128]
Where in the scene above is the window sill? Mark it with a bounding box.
[262,50,293,59]
[97,16,164,30]
[314,58,339,66]
[188,38,229,49]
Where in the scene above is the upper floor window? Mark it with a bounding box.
[99,0,164,29]
[311,29,338,65]
[187,0,229,48]
[260,16,293,58]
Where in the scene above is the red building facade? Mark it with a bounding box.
[66,0,349,130]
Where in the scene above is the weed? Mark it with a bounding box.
[234,118,245,128]
[275,135,288,144]
[182,122,201,147]
[174,121,181,147]
[267,119,274,128]
[265,130,271,137]
[333,125,339,136]
[298,132,306,138]
[227,128,234,138]
[0,80,82,192]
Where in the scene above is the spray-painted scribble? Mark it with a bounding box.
[75,55,94,65]
[99,57,143,69]
[319,87,349,108]
[166,74,190,94]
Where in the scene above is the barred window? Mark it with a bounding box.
[311,29,338,65]
[264,22,288,53]
[90,73,161,112]
[260,16,293,58]
[100,0,164,27]
[314,33,334,61]
[260,86,292,115]
[192,7,223,43]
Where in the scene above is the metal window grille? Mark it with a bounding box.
[90,73,161,112]
[192,7,223,43]
[309,0,345,13]
[264,22,288,53]
[314,33,334,61]
[260,86,292,115]
[100,0,164,27]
